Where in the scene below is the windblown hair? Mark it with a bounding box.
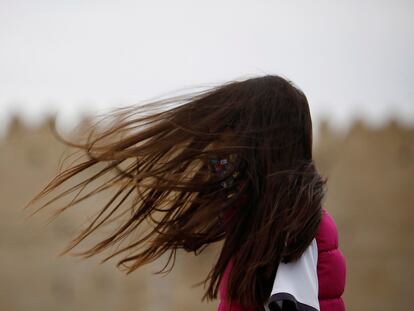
[27,74,327,308]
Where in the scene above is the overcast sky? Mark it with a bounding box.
[0,0,413,136]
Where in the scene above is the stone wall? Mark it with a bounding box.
[0,117,412,311]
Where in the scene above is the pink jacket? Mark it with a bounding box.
[315,208,346,311]
[217,208,346,311]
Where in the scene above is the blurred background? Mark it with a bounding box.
[0,0,413,310]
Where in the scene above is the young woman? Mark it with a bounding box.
[27,74,346,310]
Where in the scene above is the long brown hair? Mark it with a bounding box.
[27,74,327,308]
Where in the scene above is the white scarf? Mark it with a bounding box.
[264,239,319,311]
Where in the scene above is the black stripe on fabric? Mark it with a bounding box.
[268,293,318,311]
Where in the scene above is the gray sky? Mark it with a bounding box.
[0,0,413,135]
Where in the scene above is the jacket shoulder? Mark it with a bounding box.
[315,208,339,252]
[315,208,347,301]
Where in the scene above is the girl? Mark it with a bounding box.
[27,74,346,310]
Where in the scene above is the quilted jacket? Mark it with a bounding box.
[217,208,346,311]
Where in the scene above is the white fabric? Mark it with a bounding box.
[264,238,319,311]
